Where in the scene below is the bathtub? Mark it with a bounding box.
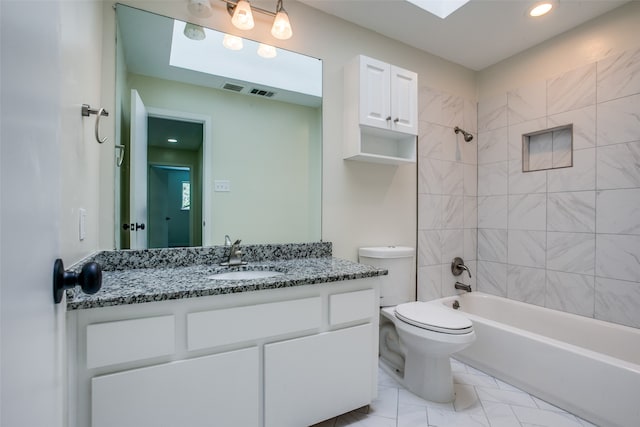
[437,292,640,427]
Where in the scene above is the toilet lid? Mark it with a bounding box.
[395,302,473,335]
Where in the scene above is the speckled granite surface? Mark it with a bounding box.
[66,243,386,310]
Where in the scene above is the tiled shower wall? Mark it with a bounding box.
[476,47,640,328]
[417,87,478,301]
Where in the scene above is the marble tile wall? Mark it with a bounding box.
[476,46,640,328]
[417,87,477,301]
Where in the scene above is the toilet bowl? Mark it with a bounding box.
[359,246,475,403]
[381,302,475,402]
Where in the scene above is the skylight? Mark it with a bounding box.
[406,0,470,19]
[169,20,321,98]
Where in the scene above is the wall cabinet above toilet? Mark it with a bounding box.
[343,55,418,165]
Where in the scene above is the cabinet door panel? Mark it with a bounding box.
[264,324,373,427]
[187,297,321,351]
[92,347,259,427]
[329,289,376,326]
[390,65,418,135]
[86,315,175,369]
[360,57,391,129]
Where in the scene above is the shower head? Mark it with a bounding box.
[454,126,474,143]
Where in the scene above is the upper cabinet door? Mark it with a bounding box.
[359,56,391,129]
[390,65,418,135]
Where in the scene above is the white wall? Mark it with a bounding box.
[474,2,640,328]
[60,0,105,264]
[101,0,477,260]
[127,73,321,245]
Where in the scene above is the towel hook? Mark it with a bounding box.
[81,104,109,144]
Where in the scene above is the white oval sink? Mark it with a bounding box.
[208,270,284,280]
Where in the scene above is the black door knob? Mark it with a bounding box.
[53,259,102,304]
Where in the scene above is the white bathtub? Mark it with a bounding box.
[438,292,640,427]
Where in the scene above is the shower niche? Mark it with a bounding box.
[522,124,573,172]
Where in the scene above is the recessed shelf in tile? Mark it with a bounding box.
[523,124,573,172]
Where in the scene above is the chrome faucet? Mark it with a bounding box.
[451,257,472,278]
[455,282,472,292]
[221,235,247,266]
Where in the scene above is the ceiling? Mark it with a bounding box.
[148,117,203,151]
[297,0,630,70]
[118,5,322,108]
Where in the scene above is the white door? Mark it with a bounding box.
[2,2,75,427]
[390,65,418,135]
[130,89,148,249]
[359,56,391,130]
[148,166,170,248]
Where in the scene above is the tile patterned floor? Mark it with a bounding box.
[312,359,598,427]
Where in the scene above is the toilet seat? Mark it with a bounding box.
[395,302,473,335]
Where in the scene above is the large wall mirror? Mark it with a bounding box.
[115,4,322,249]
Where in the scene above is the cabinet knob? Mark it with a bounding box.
[385,116,391,121]
[393,118,400,123]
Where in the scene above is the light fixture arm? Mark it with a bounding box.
[222,0,277,19]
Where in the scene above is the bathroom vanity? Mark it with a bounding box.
[65,243,384,427]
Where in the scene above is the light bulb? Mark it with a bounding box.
[271,9,292,40]
[183,23,205,41]
[231,0,254,30]
[223,34,243,51]
[529,2,553,17]
[257,43,277,58]
[186,0,212,18]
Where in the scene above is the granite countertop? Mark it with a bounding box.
[66,243,387,310]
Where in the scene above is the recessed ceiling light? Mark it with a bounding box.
[168,138,178,143]
[529,2,554,17]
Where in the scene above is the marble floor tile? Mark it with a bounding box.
[511,405,584,427]
[313,361,598,427]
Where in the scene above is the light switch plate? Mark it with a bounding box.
[79,208,87,241]
[214,180,231,192]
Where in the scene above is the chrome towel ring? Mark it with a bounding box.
[81,103,109,143]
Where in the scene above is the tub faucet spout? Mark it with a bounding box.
[455,282,472,292]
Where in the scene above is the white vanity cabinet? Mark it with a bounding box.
[344,55,418,164]
[66,278,380,427]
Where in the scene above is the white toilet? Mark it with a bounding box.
[359,246,475,403]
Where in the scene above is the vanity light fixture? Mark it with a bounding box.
[230,0,255,30]
[257,43,277,58]
[221,0,293,40]
[271,0,292,40]
[222,33,244,50]
[187,0,213,18]
[529,1,554,17]
[183,22,206,40]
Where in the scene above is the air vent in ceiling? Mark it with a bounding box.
[249,88,275,98]
[222,82,244,92]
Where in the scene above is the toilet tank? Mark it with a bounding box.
[358,246,415,307]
